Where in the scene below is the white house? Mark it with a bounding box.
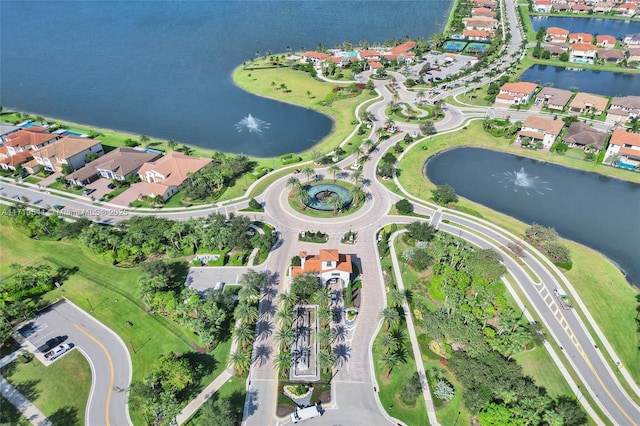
[31,136,104,173]
[517,116,565,148]
[494,82,538,106]
[604,129,640,168]
[290,249,353,289]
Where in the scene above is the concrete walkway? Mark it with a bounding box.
[0,375,51,426]
[175,369,233,425]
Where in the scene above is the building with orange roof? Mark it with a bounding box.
[302,51,332,65]
[594,1,615,12]
[546,27,569,43]
[472,6,496,16]
[569,43,597,63]
[3,129,59,157]
[517,116,565,148]
[596,34,617,49]
[290,249,353,289]
[568,32,593,44]
[367,60,383,70]
[0,150,33,171]
[31,136,104,173]
[389,41,416,54]
[534,0,553,12]
[618,2,638,16]
[463,29,493,41]
[495,82,538,106]
[358,49,381,60]
[463,16,499,31]
[569,92,609,115]
[137,151,211,201]
[604,129,640,168]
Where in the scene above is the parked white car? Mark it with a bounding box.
[44,343,72,361]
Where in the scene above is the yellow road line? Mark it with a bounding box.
[74,323,114,426]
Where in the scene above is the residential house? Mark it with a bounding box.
[604,129,640,167]
[569,43,597,64]
[31,136,104,173]
[606,95,640,124]
[358,50,381,61]
[463,16,499,31]
[0,124,19,139]
[546,27,570,43]
[2,129,59,157]
[534,0,553,11]
[0,151,33,171]
[137,151,211,201]
[472,6,497,16]
[302,51,331,65]
[597,48,625,63]
[596,34,616,49]
[623,33,640,46]
[563,122,607,150]
[290,249,353,289]
[384,41,416,63]
[542,43,570,57]
[570,4,592,12]
[471,0,498,8]
[569,32,593,44]
[628,47,640,63]
[569,92,609,115]
[66,146,159,187]
[593,1,615,12]
[617,2,638,15]
[535,87,574,110]
[495,82,539,106]
[517,116,565,148]
[463,29,493,41]
[367,60,383,70]
[552,3,572,11]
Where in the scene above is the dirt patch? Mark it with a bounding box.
[276,404,295,417]
[316,390,331,404]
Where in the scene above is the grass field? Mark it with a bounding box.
[1,350,91,426]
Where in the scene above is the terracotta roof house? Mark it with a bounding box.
[596,34,617,48]
[367,60,383,69]
[472,6,497,16]
[384,51,415,63]
[66,146,159,187]
[0,151,32,171]
[552,3,571,11]
[463,16,499,31]
[535,87,574,110]
[570,4,592,11]
[137,152,211,201]
[546,27,570,43]
[534,0,553,12]
[471,0,498,8]
[358,49,381,60]
[494,82,538,106]
[463,29,493,41]
[617,2,637,15]
[302,51,332,64]
[290,249,353,289]
[569,33,593,43]
[570,43,597,63]
[517,116,565,148]
[597,48,625,63]
[3,129,59,157]
[542,43,570,56]
[606,95,640,123]
[389,41,416,54]
[623,33,640,46]
[604,129,640,167]
[563,122,607,150]
[31,136,104,173]
[569,93,609,115]
[593,1,615,12]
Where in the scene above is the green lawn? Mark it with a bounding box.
[515,348,572,398]
[1,351,91,426]
[183,374,247,426]
[0,395,30,426]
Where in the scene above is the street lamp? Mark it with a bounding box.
[454,411,461,426]
[519,305,527,320]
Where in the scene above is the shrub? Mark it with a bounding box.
[433,379,454,401]
[400,372,422,405]
[395,199,413,215]
[248,198,261,210]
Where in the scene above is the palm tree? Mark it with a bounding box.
[167,139,177,151]
[234,302,259,325]
[286,176,301,195]
[380,332,399,354]
[278,291,296,309]
[317,328,334,351]
[228,350,251,376]
[295,186,312,209]
[363,139,375,153]
[350,170,363,185]
[233,323,255,351]
[380,350,401,378]
[274,327,296,352]
[392,91,400,104]
[312,288,332,308]
[606,152,621,166]
[302,166,315,184]
[387,289,405,309]
[273,350,293,378]
[239,285,260,305]
[378,307,400,332]
[317,349,337,375]
[311,150,324,164]
[180,145,193,156]
[384,117,395,130]
[326,193,344,216]
[328,164,341,182]
[416,90,426,104]
[317,308,332,328]
[275,304,294,328]
[349,185,365,208]
[355,145,365,164]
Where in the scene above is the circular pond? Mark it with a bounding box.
[304,184,353,211]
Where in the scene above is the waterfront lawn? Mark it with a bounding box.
[233,63,377,157]
[0,395,30,426]
[1,350,91,425]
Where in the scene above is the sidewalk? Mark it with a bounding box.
[0,375,51,426]
[175,369,233,425]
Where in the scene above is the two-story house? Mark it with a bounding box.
[290,249,353,289]
[569,43,597,64]
[2,129,59,157]
[494,82,538,106]
[517,116,565,148]
[606,96,640,124]
[604,129,640,168]
[30,136,104,173]
[535,87,574,110]
[137,151,211,201]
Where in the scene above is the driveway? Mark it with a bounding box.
[23,300,132,426]
[84,177,113,199]
[110,183,143,207]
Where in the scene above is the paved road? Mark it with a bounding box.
[24,300,132,426]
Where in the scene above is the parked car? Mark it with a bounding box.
[83,188,96,196]
[40,336,67,353]
[44,343,72,361]
[107,182,115,189]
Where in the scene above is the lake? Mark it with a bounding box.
[426,147,640,287]
[530,16,640,38]
[0,0,453,157]
[520,65,640,97]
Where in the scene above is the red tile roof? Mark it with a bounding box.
[4,129,58,149]
[138,151,211,187]
[303,51,331,60]
[500,82,538,95]
[522,116,565,135]
[547,27,569,35]
[389,41,416,53]
[569,33,593,42]
[596,35,616,45]
[571,42,596,52]
[611,129,640,147]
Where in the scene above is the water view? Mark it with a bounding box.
[530,16,640,38]
[519,65,640,97]
[0,0,452,157]
[426,147,640,286]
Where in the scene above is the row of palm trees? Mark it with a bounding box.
[227,281,262,377]
[377,289,408,379]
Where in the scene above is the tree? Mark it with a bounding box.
[198,395,243,426]
[312,288,332,308]
[378,307,401,332]
[273,350,293,378]
[387,289,405,309]
[294,186,312,209]
[167,139,177,151]
[233,323,255,351]
[316,328,334,351]
[559,52,569,62]
[380,350,401,378]
[400,372,422,404]
[277,291,296,309]
[350,169,363,185]
[349,185,365,207]
[228,350,251,376]
[317,349,337,375]
[286,176,301,193]
[420,121,436,136]
[395,199,412,214]
[302,166,315,184]
[139,135,151,146]
[406,221,435,242]
[275,304,294,328]
[431,184,458,205]
[328,164,341,182]
[274,327,296,352]
[380,332,399,354]
[433,379,455,401]
[326,193,344,215]
[234,302,258,325]
[290,272,321,302]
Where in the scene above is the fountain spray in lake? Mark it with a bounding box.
[493,167,551,195]
[235,114,269,133]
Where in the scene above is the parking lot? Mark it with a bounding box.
[184,265,266,294]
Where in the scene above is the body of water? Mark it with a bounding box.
[0,0,452,157]
[530,16,640,38]
[520,65,640,97]
[426,147,640,287]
